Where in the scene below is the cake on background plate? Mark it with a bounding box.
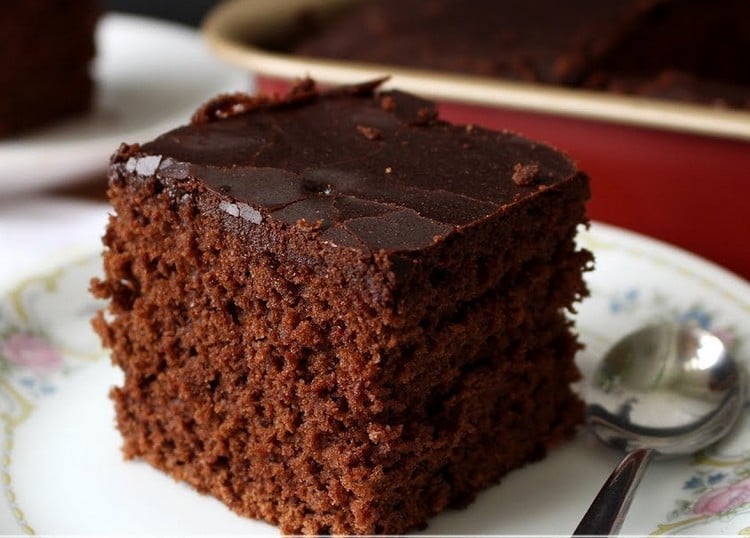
[295,0,750,110]
[92,79,592,534]
[0,0,100,137]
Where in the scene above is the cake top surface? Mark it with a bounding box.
[118,80,582,253]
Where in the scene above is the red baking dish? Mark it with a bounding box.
[202,0,750,280]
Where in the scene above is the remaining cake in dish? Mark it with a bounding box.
[295,0,750,108]
[0,0,99,136]
[295,0,639,84]
[92,79,592,535]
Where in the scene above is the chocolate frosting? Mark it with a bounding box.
[118,81,580,253]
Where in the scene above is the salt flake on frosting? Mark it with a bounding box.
[219,200,262,224]
[125,155,162,177]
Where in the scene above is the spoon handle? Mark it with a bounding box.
[573,447,654,536]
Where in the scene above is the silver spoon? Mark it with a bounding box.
[574,322,747,536]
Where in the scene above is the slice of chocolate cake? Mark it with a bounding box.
[92,79,592,535]
[0,0,99,137]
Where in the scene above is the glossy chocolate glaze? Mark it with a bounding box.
[116,81,582,253]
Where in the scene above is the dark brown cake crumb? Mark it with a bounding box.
[191,92,272,124]
[415,106,438,125]
[110,143,141,164]
[380,94,396,112]
[512,162,541,185]
[356,124,382,140]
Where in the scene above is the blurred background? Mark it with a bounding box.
[104,0,221,26]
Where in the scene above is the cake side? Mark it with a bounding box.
[92,81,592,534]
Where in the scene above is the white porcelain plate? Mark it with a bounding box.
[0,14,250,194]
[1,222,749,535]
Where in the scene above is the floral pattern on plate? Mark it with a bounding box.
[0,255,106,535]
[597,291,749,535]
[578,226,750,536]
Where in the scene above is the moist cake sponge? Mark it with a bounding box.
[92,80,592,534]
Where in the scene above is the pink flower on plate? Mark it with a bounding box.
[694,477,750,516]
[0,332,62,374]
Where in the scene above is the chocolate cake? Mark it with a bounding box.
[295,0,640,84]
[0,0,99,137]
[92,79,592,535]
[295,0,750,109]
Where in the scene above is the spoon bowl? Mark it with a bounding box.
[574,322,746,535]
[588,322,745,455]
